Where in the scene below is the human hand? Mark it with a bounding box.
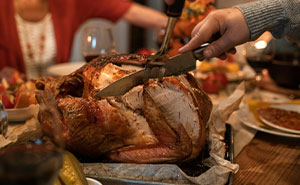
[179,8,250,59]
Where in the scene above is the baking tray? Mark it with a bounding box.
[83,124,234,185]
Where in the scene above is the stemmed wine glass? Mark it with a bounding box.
[244,32,275,98]
[81,26,116,62]
[0,91,64,185]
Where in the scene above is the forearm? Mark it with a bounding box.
[235,0,300,41]
[122,3,167,29]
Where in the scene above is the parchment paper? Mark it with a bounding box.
[0,117,42,149]
[0,104,41,149]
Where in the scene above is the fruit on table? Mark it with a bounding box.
[198,61,240,73]
[202,72,228,94]
[14,90,37,108]
[0,83,14,109]
[14,81,38,108]
[225,63,240,73]
[0,67,24,86]
[198,61,213,72]
[214,72,228,88]
[54,151,88,185]
[0,80,37,109]
[137,48,156,55]
[0,67,37,109]
[0,94,14,109]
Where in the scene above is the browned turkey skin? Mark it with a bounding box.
[36,54,212,163]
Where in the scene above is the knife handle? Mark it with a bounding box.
[167,0,185,17]
[192,32,221,60]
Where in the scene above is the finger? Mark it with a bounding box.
[191,20,205,38]
[203,33,236,58]
[207,48,236,60]
[217,53,227,60]
[179,19,219,53]
[179,35,204,53]
[228,47,236,54]
[165,0,175,5]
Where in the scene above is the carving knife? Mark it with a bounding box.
[96,0,186,98]
[95,46,208,97]
[95,31,221,98]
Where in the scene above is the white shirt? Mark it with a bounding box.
[15,13,56,80]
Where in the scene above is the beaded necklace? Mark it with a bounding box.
[19,14,47,64]
[16,14,55,78]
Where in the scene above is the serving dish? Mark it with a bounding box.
[6,104,38,122]
[47,62,85,76]
[241,117,300,138]
[86,177,102,185]
[238,104,300,138]
[258,104,300,134]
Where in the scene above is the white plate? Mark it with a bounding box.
[6,104,39,122]
[86,177,102,185]
[47,62,85,76]
[258,104,300,135]
[238,105,300,138]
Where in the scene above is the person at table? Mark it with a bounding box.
[165,0,300,59]
[0,0,168,79]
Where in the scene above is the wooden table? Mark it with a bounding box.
[234,132,300,185]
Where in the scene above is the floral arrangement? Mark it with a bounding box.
[169,0,215,56]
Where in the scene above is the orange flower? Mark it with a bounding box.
[168,0,215,56]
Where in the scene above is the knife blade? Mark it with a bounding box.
[95,48,205,97]
[144,0,185,79]
[95,31,222,98]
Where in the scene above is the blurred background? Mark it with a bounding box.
[69,0,253,62]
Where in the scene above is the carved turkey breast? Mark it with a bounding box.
[36,54,212,163]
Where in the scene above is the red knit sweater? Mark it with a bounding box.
[0,0,132,73]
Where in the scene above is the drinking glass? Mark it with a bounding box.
[244,32,275,98]
[0,91,64,185]
[81,26,116,62]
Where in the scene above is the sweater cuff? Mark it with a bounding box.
[235,0,285,41]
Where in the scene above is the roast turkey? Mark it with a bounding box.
[36,54,212,163]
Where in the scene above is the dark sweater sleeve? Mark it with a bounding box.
[235,0,300,41]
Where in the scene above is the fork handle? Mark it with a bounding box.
[167,0,185,17]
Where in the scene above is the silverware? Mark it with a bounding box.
[144,0,186,80]
[96,46,207,97]
[95,0,222,98]
[96,31,221,97]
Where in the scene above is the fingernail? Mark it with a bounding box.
[204,49,213,58]
[178,47,185,53]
